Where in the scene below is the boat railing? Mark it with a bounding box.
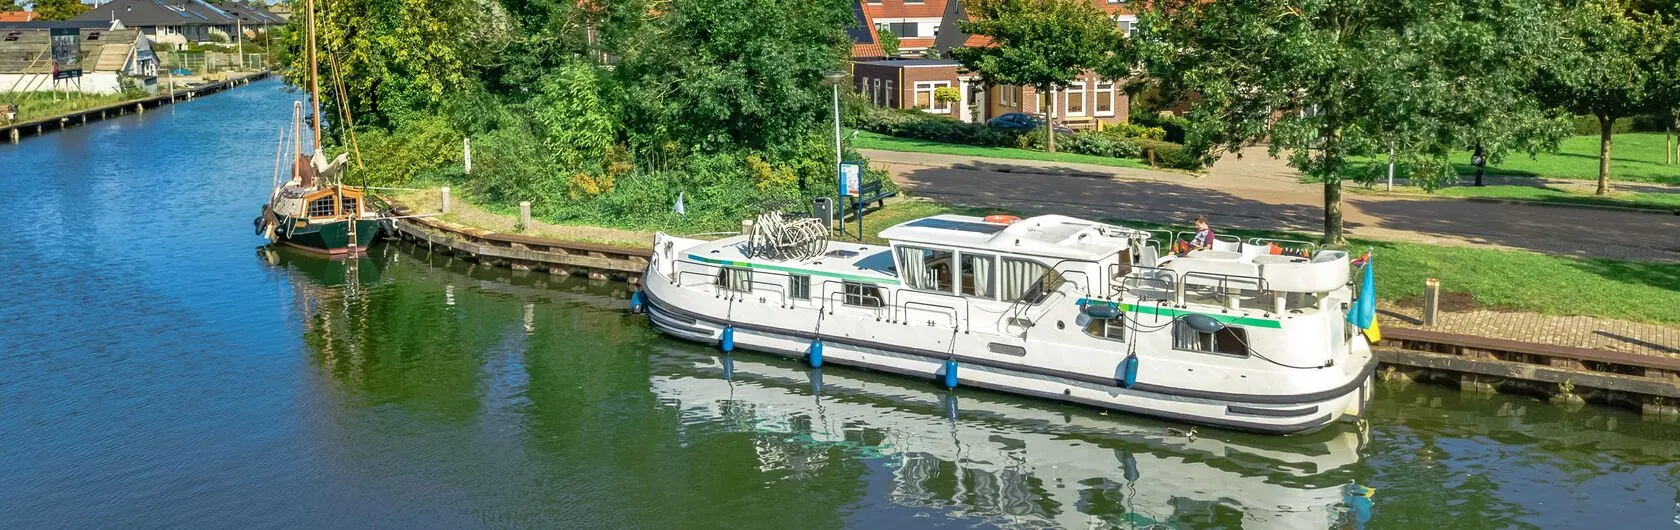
[1246,237,1319,255]
[823,288,890,321]
[1178,271,1269,310]
[894,288,972,332]
[1110,264,1177,302]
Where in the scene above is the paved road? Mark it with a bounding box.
[864,148,1680,263]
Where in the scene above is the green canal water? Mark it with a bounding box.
[2,79,1679,529]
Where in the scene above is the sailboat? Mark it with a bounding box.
[253,0,381,255]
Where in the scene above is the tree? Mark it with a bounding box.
[32,0,89,20]
[1126,0,1570,244]
[879,29,900,57]
[951,0,1117,154]
[613,0,854,152]
[2,0,23,12]
[1539,0,1669,194]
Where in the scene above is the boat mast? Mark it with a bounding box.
[306,0,322,155]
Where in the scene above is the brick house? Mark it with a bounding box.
[848,0,1136,129]
[862,0,946,55]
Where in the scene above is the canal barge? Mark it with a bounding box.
[636,213,1377,434]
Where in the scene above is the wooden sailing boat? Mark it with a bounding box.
[254,0,381,255]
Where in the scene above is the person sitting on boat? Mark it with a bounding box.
[1170,216,1216,256]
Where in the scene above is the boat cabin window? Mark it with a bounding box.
[960,253,996,299]
[789,274,811,300]
[715,267,752,293]
[896,246,955,293]
[1084,318,1125,342]
[1173,321,1249,357]
[843,281,884,308]
[1001,258,1063,305]
[341,196,359,215]
[306,197,336,218]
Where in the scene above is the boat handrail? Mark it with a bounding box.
[1177,271,1269,309]
[901,300,963,330]
[1110,265,1177,302]
[823,288,889,320]
[894,288,973,332]
[1247,237,1319,253]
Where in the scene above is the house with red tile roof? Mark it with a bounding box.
[0,11,38,23]
[851,0,1135,129]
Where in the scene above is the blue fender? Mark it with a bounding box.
[1121,353,1139,389]
[721,325,735,352]
[809,339,824,368]
[629,291,645,314]
[943,359,959,389]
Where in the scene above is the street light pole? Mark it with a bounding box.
[832,82,843,237]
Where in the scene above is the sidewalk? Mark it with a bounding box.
[863,148,1680,263]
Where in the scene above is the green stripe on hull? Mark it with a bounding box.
[687,253,901,285]
[1077,298,1284,329]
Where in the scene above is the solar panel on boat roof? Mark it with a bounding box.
[905,218,1007,234]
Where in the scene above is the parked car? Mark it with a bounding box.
[987,112,1075,135]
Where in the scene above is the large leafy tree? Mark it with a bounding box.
[31,0,89,20]
[2,0,23,12]
[1125,0,1570,244]
[951,0,1117,154]
[612,0,854,153]
[1539,0,1670,194]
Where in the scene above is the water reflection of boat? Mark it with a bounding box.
[649,350,1370,529]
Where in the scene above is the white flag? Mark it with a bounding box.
[674,192,685,219]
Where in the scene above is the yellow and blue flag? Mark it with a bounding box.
[1347,252,1381,342]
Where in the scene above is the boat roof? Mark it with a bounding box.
[878,214,1136,262]
[685,237,901,285]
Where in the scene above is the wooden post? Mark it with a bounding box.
[1423,278,1440,327]
[440,187,451,214]
[463,137,472,174]
[519,201,531,230]
[9,128,18,143]
[136,103,144,114]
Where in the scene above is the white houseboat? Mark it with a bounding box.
[636,213,1377,434]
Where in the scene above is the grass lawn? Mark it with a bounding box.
[857,198,1680,324]
[853,130,1153,170]
[1347,184,1680,212]
[1347,132,1680,186]
[7,92,134,122]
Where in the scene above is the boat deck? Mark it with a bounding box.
[683,237,901,284]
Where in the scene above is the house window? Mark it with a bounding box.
[1095,81,1116,117]
[306,197,336,218]
[997,85,1019,107]
[1001,258,1063,304]
[896,246,955,293]
[790,274,811,300]
[1117,19,1138,37]
[1065,81,1086,116]
[960,253,996,299]
[87,32,101,41]
[872,78,882,106]
[888,22,919,38]
[913,81,951,114]
[1085,317,1125,341]
[843,281,884,308]
[715,267,753,293]
[1174,322,1251,356]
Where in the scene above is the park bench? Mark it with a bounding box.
[854,178,896,210]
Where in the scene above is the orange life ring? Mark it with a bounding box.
[982,214,1022,225]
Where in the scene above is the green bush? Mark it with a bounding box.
[1131,112,1189,143]
[1631,113,1676,133]
[1098,122,1166,141]
[1136,138,1201,169]
[1570,115,1635,136]
[850,105,1020,147]
[353,115,464,187]
[1018,130,1141,159]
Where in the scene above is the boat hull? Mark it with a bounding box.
[640,284,1376,435]
[271,215,383,255]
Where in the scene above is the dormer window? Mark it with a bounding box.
[87,32,101,41]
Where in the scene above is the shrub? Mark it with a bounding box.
[1135,138,1202,170]
[355,115,464,187]
[1570,115,1634,136]
[852,105,1020,147]
[1099,122,1166,141]
[1131,112,1189,143]
[1017,130,1142,159]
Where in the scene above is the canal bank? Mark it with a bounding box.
[380,192,1680,419]
[7,73,1680,529]
[2,70,271,143]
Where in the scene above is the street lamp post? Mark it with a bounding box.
[821,70,846,236]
